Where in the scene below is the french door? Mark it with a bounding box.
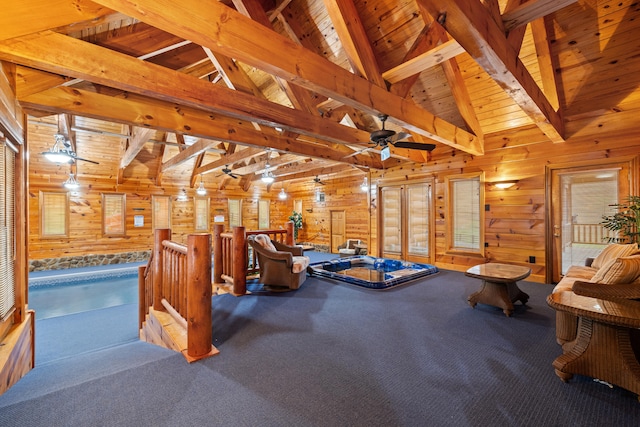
[379,181,433,263]
[548,160,635,283]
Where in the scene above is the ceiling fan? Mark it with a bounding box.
[370,114,436,152]
[221,165,238,179]
[313,175,325,185]
[42,134,99,164]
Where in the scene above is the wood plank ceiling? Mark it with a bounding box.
[0,0,581,189]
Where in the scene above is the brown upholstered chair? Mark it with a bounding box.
[248,234,310,291]
[337,239,362,257]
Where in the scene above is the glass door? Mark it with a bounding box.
[549,162,632,282]
[380,181,433,263]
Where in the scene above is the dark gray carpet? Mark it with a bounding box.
[2,269,640,426]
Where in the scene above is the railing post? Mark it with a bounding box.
[153,228,171,311]
[286,220,294,246]
[233,226,246,295]
[138,265,147,330]
[186,233,213,359]
[213,223,223,284]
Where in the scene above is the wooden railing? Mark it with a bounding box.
[572,223,617,244]
[139,229,217,362]
[213,221,294,295]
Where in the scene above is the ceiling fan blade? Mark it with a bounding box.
[73,156,100,164]
[388,131,411,143]
[392,141,436,151]
[229,173,238,179]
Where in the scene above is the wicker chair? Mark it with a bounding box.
[247,234,310,291]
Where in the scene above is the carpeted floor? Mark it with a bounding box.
[2,268,640,426]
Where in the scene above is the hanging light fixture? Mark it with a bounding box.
[196,176,207,195]
[261,162,275,184]
[176,189,188,202]
[63,173,80,190]
[279,188,287,200]
[44,134,74,163]
[360,176,369,192]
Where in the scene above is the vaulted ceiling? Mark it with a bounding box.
[0,0,604,189]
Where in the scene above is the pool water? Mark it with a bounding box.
[29,273,139,319]
[309,255,438,289]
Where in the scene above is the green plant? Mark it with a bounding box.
[288,211,303,241]
[601,196,640,244]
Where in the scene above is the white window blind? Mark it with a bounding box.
[40,192,69,237]
[451,177,481,251]
[152,195,171,230]
[0,141,15,321]
[228,199,242,228]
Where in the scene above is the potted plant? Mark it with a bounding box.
[288,211,303,242]
[601,196,640,244]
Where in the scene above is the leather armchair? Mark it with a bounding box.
[248,234,310,290]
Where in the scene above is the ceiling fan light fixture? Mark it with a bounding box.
[279,188,287,199]
[44,134,74,163]
[63,173,80,190]
[261,163,275,183]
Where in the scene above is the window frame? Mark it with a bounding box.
[445,172,485,256]
[258,199,270,230]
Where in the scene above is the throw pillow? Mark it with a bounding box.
[590,255,640,285]
[591,243,639,270]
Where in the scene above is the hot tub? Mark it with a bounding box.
[308,255,438,289]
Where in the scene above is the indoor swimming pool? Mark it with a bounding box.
[29,265,141,319]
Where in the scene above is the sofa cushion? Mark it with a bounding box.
[590,255,640,285]
[591,243,639,270]
[564,265,598,280]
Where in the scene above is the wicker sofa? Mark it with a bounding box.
[552,243,640,344]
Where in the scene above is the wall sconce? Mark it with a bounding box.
[360,176,369,192]
[494,180,518,189]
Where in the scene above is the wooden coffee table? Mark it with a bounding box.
[465,263,531,316]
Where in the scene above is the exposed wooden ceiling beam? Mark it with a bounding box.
[120,126,155,168]
[323,0,386,88]
[417,0,564,143]
[90,0,483,155]
[502,0,579,32]
[18,85,386,170]
[0,31,373,147]
[382,39,465,84]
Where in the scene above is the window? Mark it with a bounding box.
[194,196,210,231]
[152,195,171,230]
[102,193,126,236]
[40,191,69,238]
[258,199,270,229]
[1,140,16,321]
[446,173,484,254]
[228,199,242,228]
